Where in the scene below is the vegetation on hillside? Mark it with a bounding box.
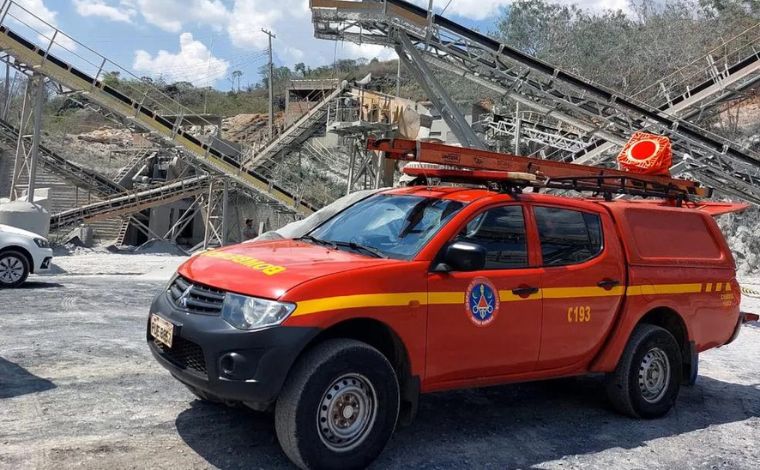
[3,0,756,140]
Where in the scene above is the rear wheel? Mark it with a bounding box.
[606,324,682,418]
[0,250,29,288]
[275,339,399,470]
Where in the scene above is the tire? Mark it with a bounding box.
[275,339,400,470]
[606,324,682,419]
[0,250,30,288]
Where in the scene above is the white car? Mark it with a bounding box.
[0,224,53,288]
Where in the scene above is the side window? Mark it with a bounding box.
[534,206,603,266]
[457,205,528,269]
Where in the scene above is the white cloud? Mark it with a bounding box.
[285,46,305,62]
[226,0,282,50]
[133,32,229,86]
[124,0,229,33]
[11,0,77,49]
[73,0,136,23]
[341,42,397,62]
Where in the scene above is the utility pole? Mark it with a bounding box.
[262,29,276,141]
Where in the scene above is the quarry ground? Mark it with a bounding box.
[1,253,759,469]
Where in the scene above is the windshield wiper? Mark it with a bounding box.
[297,235,336,249]
[333,241,387,259]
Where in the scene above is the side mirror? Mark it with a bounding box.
[434,241,486,272]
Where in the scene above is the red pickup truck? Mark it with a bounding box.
[147,143,755,469]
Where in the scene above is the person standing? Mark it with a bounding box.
[243,218,257,240]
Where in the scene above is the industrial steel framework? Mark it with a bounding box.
[0,0,318,223]
[310,0,760,205]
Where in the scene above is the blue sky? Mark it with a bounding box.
[13,0,624,90]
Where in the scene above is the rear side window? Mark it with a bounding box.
[534,207,603,266]
[457,205,528,269]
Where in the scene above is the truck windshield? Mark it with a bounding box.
[308,194,465,260]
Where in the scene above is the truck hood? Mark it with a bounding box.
[178,240,397,299]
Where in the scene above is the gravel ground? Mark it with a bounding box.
[1,255,759,469]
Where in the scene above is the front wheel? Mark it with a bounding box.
[606,324,682,418]
[275,339,400,470]
[0,250,29,288]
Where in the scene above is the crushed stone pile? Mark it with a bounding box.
[133,239,189,256]
[719,207,760,276]
[76,127,135,146]
[221,112,285,145]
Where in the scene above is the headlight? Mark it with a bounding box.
[33,238,50,248]
[221,293,296,330]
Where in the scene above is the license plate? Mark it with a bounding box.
[150,314,174,348]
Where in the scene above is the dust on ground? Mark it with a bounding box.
[1,254,759,469]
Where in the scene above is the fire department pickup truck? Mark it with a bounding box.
[147,138,756,469]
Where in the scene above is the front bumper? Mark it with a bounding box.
[147,291,319,407]
[31,247,53,273]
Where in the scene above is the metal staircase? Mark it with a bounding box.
[244,83,348,169]
[310,0,760,205]
[114,218,130,246]
[50,175,210,229]
[113,148,156,187]
[0,0,315,215]
[0,117,125,196]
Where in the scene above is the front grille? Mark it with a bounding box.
[168,275,225,315]
[153,336,207,376]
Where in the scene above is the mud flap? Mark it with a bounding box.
[683,340,698,386]
[399,375,420,427]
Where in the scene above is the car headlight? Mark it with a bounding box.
[33,238,50,248]
[221,293,296,330]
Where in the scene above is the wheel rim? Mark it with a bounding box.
[0,255,24,284]
[638,347,670,403]
[317,373,377,452]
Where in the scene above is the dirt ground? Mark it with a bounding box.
[1,254,759,469]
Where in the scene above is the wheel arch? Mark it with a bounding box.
[300,317,419,425]
[637,307,695,384]
[0,245,34,273]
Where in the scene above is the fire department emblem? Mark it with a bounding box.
[466,277,499,326]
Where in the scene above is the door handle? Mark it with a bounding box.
[512,286,539,297]
[597,279,621,290]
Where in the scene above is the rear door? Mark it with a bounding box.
[531,203,626,370]
[426,203,543,385]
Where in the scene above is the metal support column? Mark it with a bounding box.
[202,177,230,249]
[9,73,44,202]
[345,139,357,195]
[27,74,44,203]
[394,32,485,149]
[221,178,229,246]
[2,62,10,120]
[513,102,521,155]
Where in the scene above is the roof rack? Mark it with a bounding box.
[368,138,712,201]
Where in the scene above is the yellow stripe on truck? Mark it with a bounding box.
[626,283,703,296]
[542,286,626,299]
[290,282,718,317]
[429,292,465,305]
[294,292,428,317]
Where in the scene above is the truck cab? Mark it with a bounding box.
[147,138,751,470]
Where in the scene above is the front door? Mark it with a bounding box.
[532,204,626,370]
[426,204,543,385]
